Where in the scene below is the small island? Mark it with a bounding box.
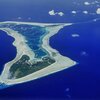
[0,21,76,85]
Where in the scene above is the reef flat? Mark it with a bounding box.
[0,21,76,85]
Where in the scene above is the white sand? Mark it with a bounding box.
[0,22,76,85]
[1,21,72,27]
[0,28,35,82]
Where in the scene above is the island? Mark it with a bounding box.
[0,21,76,86]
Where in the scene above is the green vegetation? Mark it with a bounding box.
[9,55,55,79]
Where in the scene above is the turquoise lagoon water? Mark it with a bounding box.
[0,24,48,58]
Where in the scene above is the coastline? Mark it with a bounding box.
[0,22,76,85]
[1,21,72,27]
[0,28,35,82]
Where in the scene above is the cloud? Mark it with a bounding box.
[18,17,22,19]
[84,1,90,5]
[48,10,56,16]
[28,17,31,20]
[58,12,64,16]
[84,1,100,6]
[83,11,88,14]
[71,11,77,14]
[71,34,80,37]
[81,51,88,56]
[48,10,64,16]
[96,8,100,14]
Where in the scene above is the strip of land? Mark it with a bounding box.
[0,22,76,85]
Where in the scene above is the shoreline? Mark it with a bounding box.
[0,22,76,85]
[0,28,35,82]
[1,21,72,27]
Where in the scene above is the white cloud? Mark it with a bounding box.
[18,17,22,19]
[96,8,100,14]
[83,11,88,14]
[84,1,100,6]
[95,1,99,3]
[65,88,70,92]
[71,11,77,14]
[28,17,31,20]
[81,51,88,56]
[48,10,64,16]
[92,1,100,4]
[84,2,90,5]
[93,19,97,21]
[48,10,56,16]
[71,34,80,37]
[58,12,64,16]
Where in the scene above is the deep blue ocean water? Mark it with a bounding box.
[0,0,100,99]
[0,30,16,74]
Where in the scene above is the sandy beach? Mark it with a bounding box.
[0,22,76,85]
[0,28,35,82]
[1,21,72,27]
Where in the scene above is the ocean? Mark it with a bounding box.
[0,0,100,99]
[0,30,16,74]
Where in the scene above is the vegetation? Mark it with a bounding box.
[9,55,55,79]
